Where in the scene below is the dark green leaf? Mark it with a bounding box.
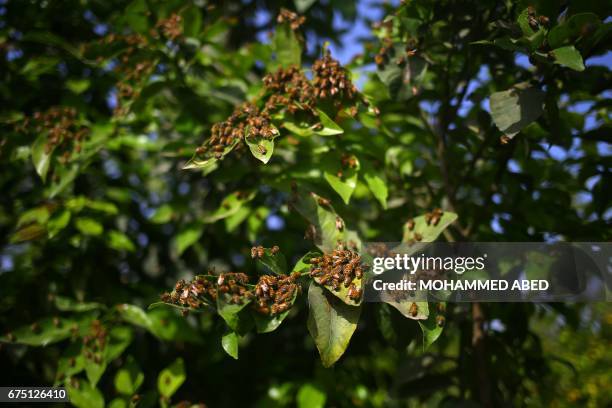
[551,46,585,71]
[157,358,185,398]
[489,84,545,137]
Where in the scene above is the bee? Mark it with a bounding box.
[348,284,362,300]
[331,279,341,291]
[175,280,185,291]
[317,197,331,207]
[318,274,330,285]
[335,216,344,231]
[257,144,267,155]
[425,212,433,225]
[343,274,353,287]
[354,267,363,279]
[436,315,445,327]
[406,48,417,57]
[406,218,415,231]
[409,302,419,317]
[231,294,242,304]
[217,274,225,286]
[271,245,280,255]
[53,317,61,328]
[500,135,511,145]
[6,332,15,342]
[414,232,423,241]
[250,247,258,259]
[30,322,41,334]
[290,271,301,282]
[256,305,270,315]
[258,246,265,258]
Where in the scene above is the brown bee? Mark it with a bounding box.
[53,317,61,328]
[257,246,265,258]
[335,216,344,231]
[30,322,41,334]
[348,284,362,300]
[6,332,15,342]
[538,15,549,25]
[436,315,446,327]
[406,49,417,57]
[437,303,446,313]
[500,135,511,145]
[271,245,280,255]
[250,247,258,259]
[317,197,331,207]
[414,232,423,241]
[290,271,301,281]
[409,302,419,317]
[406,218,415,231]
[257,144,267,155]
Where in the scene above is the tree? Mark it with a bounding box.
[0,0,610,407]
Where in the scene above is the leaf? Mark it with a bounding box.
[203,190,256,223]
[489,84,545,138]
[54,296,104,312]
[67,381,104,408]
[291,190,344,251]
[550,46,585,71]
[75,217,104,236]
[181,6,202,38]
[362,162,388,209]
[307,282,361,367]
[272,23,301,69]
[47,209,71,238]
[517,8,536,37]
[294,0,317,13]
[31,133,53,182]
[292,251,321,274]
[313,273,363,307]
[107,230,136,252]
[221,331,239,359]
[217,293,253,332]
[245,125,279,164]
[377,44,427,101]
[157,358,186,398]
[297,383,327,408]
[323,154,360,205]
[86,326,133,386]
[401,211,457,244]
[256,247,288,275]
[55,343,86,385]
[183,138,239,171]
[418,305,445,350]
[150,205,173,224]
[173,223,203,255]
[315,109,343,136]
[114,356,144,395]
[385,300,429,320]
[548,13,601,49]
[0,317,74,346]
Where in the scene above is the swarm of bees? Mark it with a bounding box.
[262,67,316,114]
[162,275,221,308]
[251,245,280,259]
[312,51,360,105]
[156,13,183,40]
[253,272,300,315]
[15,107,90,165]
[245,111,278,140]
[82,319,108,364]
[374,36,418,70]
[308,248,366,301]
[276,8,306,31]
[424,208,444,226]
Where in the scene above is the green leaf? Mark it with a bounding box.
[67,380,104,408]
[55,343,86,385]
[221,331,239,359]
[517,8,536,37]
[323,154,360,205]
[150,204,173,224]
[418,304,445,350]
[114,356,144,395]
[290,190,344,252]
[86,326,133,386]
[315,109,343,136]
[385,300,429,320]
[75,217,104,236]
[377,45,427,101]
[550,46,585,71]
[362,162,388,209]
[256,247,288,275]
[54,296,104,312]
[203,190,256,223]
[294,0,317,13]
[297,383,327,408]
[157,358,186,398]
[181,6,202,38]
[173,223,203,255]
[31,133,53,182]
[272,23,301,69]
[183,138,239,171]
[0,317,74,346]
[283,120,316,137]
[489,84,545,138]
[245,125,279,164]
[548,13,601,49]
[47,209,71,238]
[401,211,458,244]
[217,293,253,332]
[292,251,321,274]
[107,230,136,252]
[307,282,361,367]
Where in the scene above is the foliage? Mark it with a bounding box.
[0,0,610,407]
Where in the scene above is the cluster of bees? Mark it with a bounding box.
[82,319,108,364]
[15,107,90,165]
[253,272,300,315]
[526,6,550,30]
[311,51,360,104]
[276,8,306,31]
[262,67,316,114]
[251,245,279,258]
[161,275,221,308]
[374,36,418,70]
[424,208,444,226]
[308,248,365,301]
[156,13,183,40]
[195,103,274,159]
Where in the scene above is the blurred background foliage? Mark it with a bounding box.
[0,0,610,407]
